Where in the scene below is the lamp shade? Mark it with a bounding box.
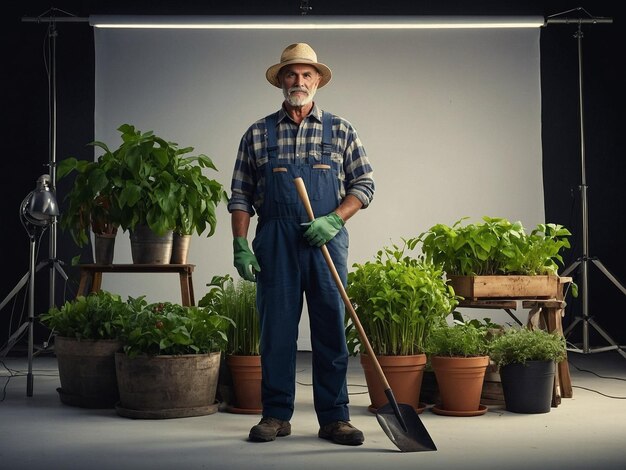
[26,174,59,222]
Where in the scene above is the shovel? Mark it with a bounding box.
[293,177,437,453]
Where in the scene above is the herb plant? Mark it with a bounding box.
[346,239,459,356]
[489,327,567,367]
[425,313,494,358]
[199,275,260,356]
[417,216,573,276]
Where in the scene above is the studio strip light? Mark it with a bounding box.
[89,15,546,30]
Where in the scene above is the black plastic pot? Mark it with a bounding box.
[499,360,555,413]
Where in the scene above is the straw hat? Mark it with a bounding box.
[266,43,332,88]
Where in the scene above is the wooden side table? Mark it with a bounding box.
[77,264,196,306]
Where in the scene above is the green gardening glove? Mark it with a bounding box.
[233,237,260,282]
[302,212,344,247]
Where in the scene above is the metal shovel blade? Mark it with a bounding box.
[376,403,437,452]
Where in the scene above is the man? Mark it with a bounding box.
[228,43,374,446]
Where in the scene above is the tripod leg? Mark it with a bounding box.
[0,272,30,312]
[586,317,626,359]
[591,259,626,296]
[561,259,581,277]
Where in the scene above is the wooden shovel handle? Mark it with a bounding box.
[293,177,391,391]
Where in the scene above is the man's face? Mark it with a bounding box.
[279,64,321,107]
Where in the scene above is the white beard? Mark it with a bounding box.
[283,86,317,107]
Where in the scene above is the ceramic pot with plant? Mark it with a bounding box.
[200,274,261,414]
[57,155,119,264]
[39,290,129,408]
[170,156,228,264]
[425,313,494,416]
[82,124,226,264]
[346,239,459,413]
[114,297,233,419]
[489,326,566,413]
[417,216,577,299]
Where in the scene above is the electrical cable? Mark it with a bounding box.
[567,355,626,399]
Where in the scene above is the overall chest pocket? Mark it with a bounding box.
[271,166,297,204]
[310,163,335,201]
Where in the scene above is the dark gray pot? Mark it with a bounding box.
[130,224,173,264]
[500,360,555,414]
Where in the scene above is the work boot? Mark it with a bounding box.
[249,417,291,442]
[318,420,364,446]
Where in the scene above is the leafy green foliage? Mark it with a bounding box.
[57,123,227,239]
[425,313,494,357]
[199,275,260,356]
[489,327,567,366]
[39,290,128,340]
[57,157,118,247]
[118,297,233,358]
[346,239,459,356]
[417,216,572,276]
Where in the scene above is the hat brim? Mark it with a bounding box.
[266,59,332,89]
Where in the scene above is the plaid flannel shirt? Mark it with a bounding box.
[228,104,374,216]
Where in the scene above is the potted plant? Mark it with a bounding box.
[87,123,226,264]
[57,155,119,265]
[169,155,228,264]
[200,275,261,414]
[489,326,567,413]
[418,216,576,299]
[114,297,233,419]
[39,290,129,408]
[425,313,494,416]
[345,239,459,413]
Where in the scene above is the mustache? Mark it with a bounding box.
[288,86,309,95]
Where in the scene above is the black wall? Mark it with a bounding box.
[3,1,624,353]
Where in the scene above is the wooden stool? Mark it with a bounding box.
[77,264,196,306]
[525,299,572,406]
[457,276,574,408]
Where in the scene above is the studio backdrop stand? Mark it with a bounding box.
[0,176,59,396]
[0,9,86,394]
[546,8,626,360]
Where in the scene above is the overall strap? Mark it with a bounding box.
[321,111,333,158]
[265,111,280,160]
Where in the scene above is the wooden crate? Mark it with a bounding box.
[448,275,559,299]
[481,362,505,406]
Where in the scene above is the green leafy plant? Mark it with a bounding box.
[39,290,128,340]
[417,216,573,276]
[57,155,119,247]
[172,156,228,237]
[425,313,495,357]
[118,297,233,358]
[59,123,227,238]
[489,326,567,367]
[345,239,459,356]
[199,275,260,356]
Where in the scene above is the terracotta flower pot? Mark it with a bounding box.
[430,355,489,416]
[360,353,427,413]
[225,354,262,414]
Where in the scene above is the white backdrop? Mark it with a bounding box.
[94,25,542,349]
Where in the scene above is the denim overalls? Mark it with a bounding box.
[252,111,350,426]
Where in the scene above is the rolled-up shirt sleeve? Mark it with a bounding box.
[227,128,257,216]
[343,124,375,208]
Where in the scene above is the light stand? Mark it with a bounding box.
[0,175,59,396]
[546,9,626,359]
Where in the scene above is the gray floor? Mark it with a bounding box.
[1,350,625,470]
